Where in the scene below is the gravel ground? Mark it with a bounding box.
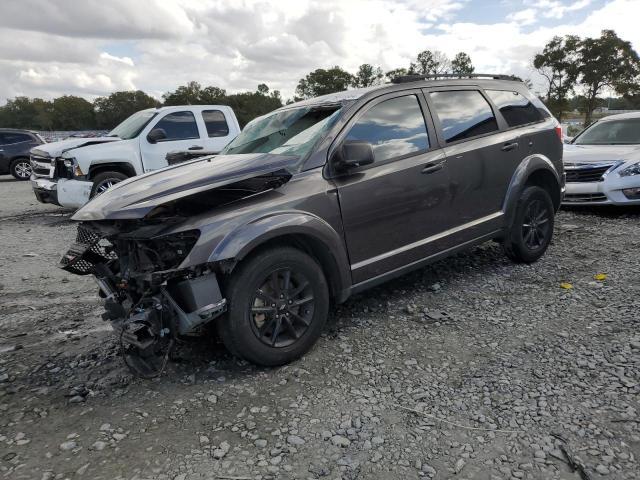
[0,176,639,480]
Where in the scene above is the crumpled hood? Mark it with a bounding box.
[30,136,120,158]
[72,153,299,221]
[563,144,640,164]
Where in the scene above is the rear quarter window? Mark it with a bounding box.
[485,90,543,127]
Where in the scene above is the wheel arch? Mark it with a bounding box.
[88,162,136,180]
[209,213,352,303]
[503,155,562,227]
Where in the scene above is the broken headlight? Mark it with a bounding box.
[129,230,200,272]
[619,162,640,177]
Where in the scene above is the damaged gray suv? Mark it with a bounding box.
[60,75,563,374]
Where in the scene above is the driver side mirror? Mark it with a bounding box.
[333,140,375,171]
[563,136,574,144]
[147,128,167,144]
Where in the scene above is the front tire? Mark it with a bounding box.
[10,158,32,180]
[218,247,330,366]
[90,171,127,198]
[503,185,555,263]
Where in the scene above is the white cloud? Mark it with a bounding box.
[0,0,637,103]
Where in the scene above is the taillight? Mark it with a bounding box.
[555,126,562,140]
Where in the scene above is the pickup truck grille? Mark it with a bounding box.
[30,154,53,178]
[564,162,618,183]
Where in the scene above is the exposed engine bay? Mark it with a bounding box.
[59,171,292,377]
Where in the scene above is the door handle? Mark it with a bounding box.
[501,141,519,152]
[188,145,204,151]
[421,159,446,174]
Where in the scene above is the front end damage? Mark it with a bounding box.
[57,153,299,376]
[59,221,227,377]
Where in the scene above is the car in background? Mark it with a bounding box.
[30,105,240,208]
[0,129,44,180]
[563,112,640,205]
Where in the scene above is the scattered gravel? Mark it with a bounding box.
[1,178,639,479]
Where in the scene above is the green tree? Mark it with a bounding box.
[533,35,581,121]
[225,85,283,128]
[385,68,408,82]
[451,52,475,78]
[162,81,227,106]
[94,90,159,129]
[0,97,54,129]
[52,95,95,130]
[352,64,384,88]
[578,30,640,125]
[295,67,354,99]
[409,50,450,75]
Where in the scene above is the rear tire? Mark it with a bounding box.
[218,247,329,366]
[503,185,555,263]
[10,158,32,180]
[90,171,127,198]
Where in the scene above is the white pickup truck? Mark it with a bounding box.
[30,105,240,208]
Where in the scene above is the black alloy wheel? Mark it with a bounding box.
[218,246,329,366]
[249,268,315,348]
[522,199,551,250]
[503,185,555,263]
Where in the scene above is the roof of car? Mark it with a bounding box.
[0,128,38,134]
[280,76,527,111]
[597,111,640,122]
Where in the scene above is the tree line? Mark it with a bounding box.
[1,29,638,131]
[534,29,640,125]
[0,83,283,131]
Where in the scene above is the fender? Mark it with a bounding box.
[209,211,353,302]
[502,154,562,227]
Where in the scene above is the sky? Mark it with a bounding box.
[0,0,638,104]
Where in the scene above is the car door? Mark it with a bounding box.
[331,91,454,284]
[425,88,521,227]
[198,109,235,153]
[139,110,205,172]
[0,133,7,170]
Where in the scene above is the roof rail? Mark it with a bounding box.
[390,73,522,84]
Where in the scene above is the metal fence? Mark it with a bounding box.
[33,130,109,143]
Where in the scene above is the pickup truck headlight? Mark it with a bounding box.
[60,157,84,177]
[619,162,640,177]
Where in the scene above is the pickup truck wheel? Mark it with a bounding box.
[218,247,329,366]
[503,185,555,263]
[10,158,32,180]
[90,171,128,198]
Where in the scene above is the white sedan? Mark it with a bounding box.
[563,112,640,205]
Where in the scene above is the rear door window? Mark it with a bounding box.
[202,110,230,137]
[429,90,499,143]
[154,111,199,141]
[345,94,429,163]
[485,90,543,127]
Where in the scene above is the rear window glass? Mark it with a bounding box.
[485,90,543,127]
[345,94,429,163]
[202,110,229,137]
[430,90,499,143]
